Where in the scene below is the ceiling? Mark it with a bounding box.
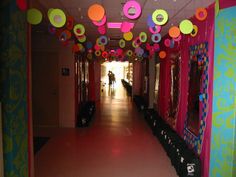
[32,0,215,49]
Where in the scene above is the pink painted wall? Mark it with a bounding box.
[132,61,142,96]
[58,44,75,127]
[158,3,215,177]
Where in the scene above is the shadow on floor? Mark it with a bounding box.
[34,137,50,154]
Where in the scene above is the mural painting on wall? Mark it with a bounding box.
[167,52,181,129]
[184,42,209,155]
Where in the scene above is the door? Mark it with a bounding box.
[32,51,59,127]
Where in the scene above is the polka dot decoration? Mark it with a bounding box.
[98,25,106,35]
[73,24,85,36]
[173,34,182,42]
[27,8,43,25]
[119,39,126,48]
[170,39,175,48]
[179,19,193,34]
[99,36,108,46]
[152,9,168,26]
[139,32,147,43]
[95,50,101,56]
[86,41,93,49]
[77,35,86,43]
[48,9,67,28]
[147,14,155,28]
[92,15,107,26]
[164,39,171,47]
[87,53,93,60]
[123,0,142,20]
[169,26,180,38]
[123,32,133,41]
[195,8,208,21]
[17,0,27,11]
[151,33,162,43]
[159,51,167,59]
[149,25,161,34]
[191,25,198,37]
[102,51,109,58]
[126,50,133,57]
[88,4,105,21]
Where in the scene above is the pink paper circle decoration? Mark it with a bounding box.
[153,43,160,51]
[123,1,142,20]
[98,25,106,34]
[164,39,171,47]
[92,15,107,26]
[173,34,182,42]
[149,25,161,34]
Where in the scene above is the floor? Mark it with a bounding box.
[34,82,178,177]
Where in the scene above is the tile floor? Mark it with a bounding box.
[34,83,178,177]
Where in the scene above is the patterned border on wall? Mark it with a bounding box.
[210,6,236,177]
[0,1,28,177]
[183,42,209,155]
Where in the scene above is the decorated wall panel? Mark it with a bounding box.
[0,1,29,176]
[210,6,236,177]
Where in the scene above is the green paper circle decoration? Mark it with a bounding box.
[73,24,85,36]
[47,8,54,18]
[49,9,66,28]
[119,39,126,48]
[179,19,193,34]
[27,8,43,25]
[139,32,147,43]
[152,9,168,26]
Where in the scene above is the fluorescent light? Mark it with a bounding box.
[107,22,122,29]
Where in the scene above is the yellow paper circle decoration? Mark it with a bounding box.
[190,25,198,37]
[123,32,133,41]
[152,9,168,26]
[179,19,193,34]
[49,9,66,28]
[27,8,43,25]
[95,50,101,56]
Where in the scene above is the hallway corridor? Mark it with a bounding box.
[34,84,178,177]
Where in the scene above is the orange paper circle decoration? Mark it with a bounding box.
[159,51,166,59]
[88,4,105,21]
[168,26,180,38]
[195,8,208,21]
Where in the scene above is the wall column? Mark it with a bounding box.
[210,6,236,177]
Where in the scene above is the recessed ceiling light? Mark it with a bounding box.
[173,0,177,2]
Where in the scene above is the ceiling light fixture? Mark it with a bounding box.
[107,22,122,29]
